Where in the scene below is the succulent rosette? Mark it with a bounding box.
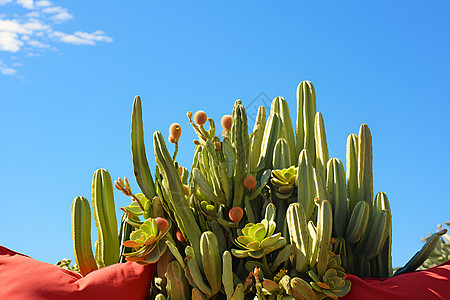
[232,219,286,259]
[308,245,352,299]
[122,217,171,264]
[271,166,298,199]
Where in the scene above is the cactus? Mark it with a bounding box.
[71,196,98,276]
[67,80,444,299]
[92,169,120,267]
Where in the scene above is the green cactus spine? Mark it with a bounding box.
[256,112,281,173]
[325,158,347,237]
[166,260,190,299]
[357,124,373,206]
[249,106,266,172]
[153,131,203,268]
[200,231,222,295]
[346,133,358,211]
[287,203,310,272]
[314,112,329,190]
[131,96,157,200]
[272,138,291,170]
[296,81,316,164]
[297,149,316,220]
[231,100,249,208]
[92,169,119,267]
[71,196,98,276]
[271,96,297,166]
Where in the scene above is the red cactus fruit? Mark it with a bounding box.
[169,123,182,140]
[176,229,185,243]
[155,217,169,234]
[194,110,207,125]
[243,175,257,189]
[221,115,232,131]
[229,206,244,223]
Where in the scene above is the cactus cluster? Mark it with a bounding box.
[65,80,443,299]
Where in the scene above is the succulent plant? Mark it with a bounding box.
[271,166,298,199]
[122,217,171,264]
[67,80,445,299]
[308,245,352,300]
[232,220,286,259]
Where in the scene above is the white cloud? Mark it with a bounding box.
[0,31,23,52]
[17,0,34,9]
[0,1,113,78]
[42,5,73,22]
[35,0,51,7]
[27,38,49,48]
[0,60,18,76]
[51,30,113,45]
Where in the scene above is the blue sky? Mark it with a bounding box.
[0,0,449,270]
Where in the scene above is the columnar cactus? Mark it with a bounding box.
[65,80,443,299]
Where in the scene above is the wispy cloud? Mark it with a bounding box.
[0,0,113,78]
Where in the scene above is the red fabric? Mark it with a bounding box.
[343,261,450,300]
[0,246,155,300]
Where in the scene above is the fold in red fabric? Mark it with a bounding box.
[0,246,155,300]
[343,261,450,300]
[1,245,449,299]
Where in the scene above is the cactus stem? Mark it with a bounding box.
[172,140,179,162]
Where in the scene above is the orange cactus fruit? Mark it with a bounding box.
[194,110,207,125]
[169,123,182,140]
[155,217,169,234]
[182,184,190,196]
[221,114,232,131]
[229,206,244,223]
[243,175,257,189]
[176,229,185,243]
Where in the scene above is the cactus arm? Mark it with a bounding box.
[345,201,370,244]
[272,96,297,166]
[131,96,157,200]
[200,231,222,295]
[394,228,448,276]
[357,124,373,207]
[272,138,291,170]
[71,196,98,276]
[316,199,332,278]
[296,81,316,164]
[153,131,203,268]
[166,260,191,299]
[287,203,310,272]
[346,133,358,211]
[255,112,281,173]
[222,250,234,300]
[314,112,329,188]
[364,210,390,261]
[231,100,249,207]
[326,158,347,237]
[297,149,316,220]
[249,106,266,172]
[92,169,119,267]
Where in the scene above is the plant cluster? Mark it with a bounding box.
[65,81,444,299]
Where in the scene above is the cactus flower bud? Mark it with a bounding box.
[193,110,207,125]
[176,229,185,243]
[221,115,232,131]
[243,176,257,189]
[169,123,182,141]
[229,206,244,223]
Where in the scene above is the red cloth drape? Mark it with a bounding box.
[0,246,155,300]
